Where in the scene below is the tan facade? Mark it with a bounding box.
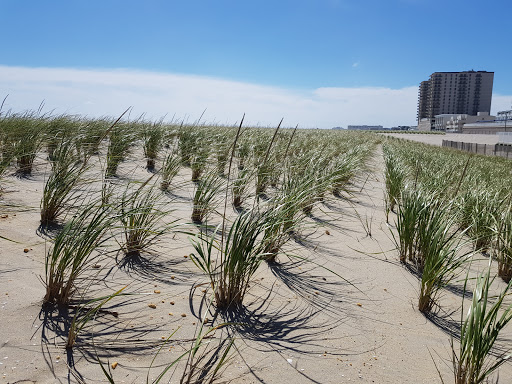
[417,118,432,132]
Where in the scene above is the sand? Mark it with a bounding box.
[1,145,511,384]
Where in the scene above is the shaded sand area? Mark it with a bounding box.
[1,146,511,383]
[383,133,500,146]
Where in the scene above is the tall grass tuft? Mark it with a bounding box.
[141,119,164,170]
[118,180,172,257]
[40,138,89,226]
[0,123,15,188]
[254,120,282,195]
[215,133,231,176]
[44,200,115,305]
[77,118,109,158]
[492,201,512,282]
[452,267,512,384]
[383,146,405,218]
[190,146,210,182]
[458,190,503,251]
[2,112,45,175]
[259,172,311,263]
[160,150,181,191]
[394,187,426,264]
[105,121,137,178]
[191,169,223,224]
[236,136,251,170]
[330,149,360,198]
[232,167,252,210]
[190,210,265,309]
[416,200,470,312]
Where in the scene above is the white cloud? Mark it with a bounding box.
[492,94,512,114]
[0,65,425,128]
[352,62,359,68]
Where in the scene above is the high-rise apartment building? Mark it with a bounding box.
[417,70,494,130]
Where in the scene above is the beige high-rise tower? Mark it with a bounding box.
[417,70,494,130]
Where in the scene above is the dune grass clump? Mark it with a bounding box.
[191,169,223,224]
[43,200,115,305]
[215,132,232,176]
[141,119,164,170]
[254,122,281,196]
[452,268,512,384]
[259,205,297,263]
[394,187,427,264]
[232,167,252,210]
[190,210,266,309]
[0,125,15,189]
[77,118,109,158]
[458,190,504,251]
[383,146,405,217]
[393,185,472,312]
[40,138,90,226]
[118,180,172,257]
[105,121,137,178]
[416,200,470,312]
[236,136,251,170]
[191,146,210,182]
[492,201,512,282]
[328,149,359,197]
[190,119,268,309]
[44,115,80,161]
[178,126,202,167]
[2,112,45,175]
[160,150,181,191]
[255,163,272,196]
[259,174,310,263]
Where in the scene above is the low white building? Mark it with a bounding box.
[461,109,511,134]
[434,112,495,132]
[435,114,460,131]
[448,112,495,131]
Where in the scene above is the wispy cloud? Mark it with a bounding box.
[0,65,429,128]
[492,94,512,114]
[352,62,360,68]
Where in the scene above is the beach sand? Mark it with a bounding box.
[1,144,511,383]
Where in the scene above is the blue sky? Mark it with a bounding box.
[1,0,511,128]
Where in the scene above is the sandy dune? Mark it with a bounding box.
[0,145,511,383]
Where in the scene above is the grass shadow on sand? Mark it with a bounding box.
[269,258,359,318]
[424,308,461,339]
[188,278,371,384]
[38,292,168,381]
[36,222,64,241]
[116,251,196,285]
